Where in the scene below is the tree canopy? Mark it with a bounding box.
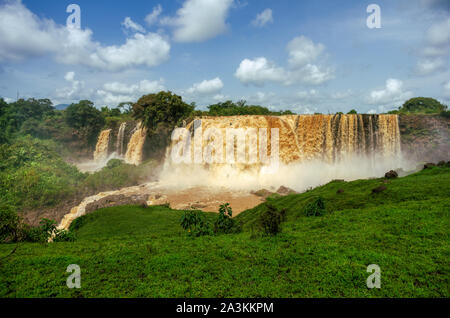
[65,100,105,146]
[399,97,447,114]
[132,91,194,132]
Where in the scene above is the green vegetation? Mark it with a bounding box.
[0,136,156,211]
[0,136,84,209]
[1,166,448,297]
[198,100,293,116]
[389,97,448,115]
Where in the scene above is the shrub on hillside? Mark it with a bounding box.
[0,205,20,243]
[180,210,211,237]
[304,197,326,217]
[213,203,240,234]
[258,204,286,236]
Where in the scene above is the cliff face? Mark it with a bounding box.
[399,115,449,163]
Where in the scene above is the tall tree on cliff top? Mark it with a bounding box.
[132,91,194,133]
[132,91,194,158]
[65,100,105,147]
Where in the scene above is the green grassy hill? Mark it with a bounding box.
[0,166,449,297]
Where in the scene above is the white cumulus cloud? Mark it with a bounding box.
[161,0,233,42]
[145,5,163,26]
[368,78,413,105]
[97,79,165,105]
[122,17,146,33]
[235,35,334,86]
[235,57,285,86]
[187,77,224,95]
[0,1,170,71]
[252,9,273,27]
[415,17,450,75]
[55,71,91,101]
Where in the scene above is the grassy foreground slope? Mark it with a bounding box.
[0,167,449,298]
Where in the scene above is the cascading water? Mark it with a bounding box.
[93,129,111,162]
[124,122,147,165]
[116,122,127,156]
[160,114,405,191]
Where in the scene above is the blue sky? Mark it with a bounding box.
[0,0,449,113]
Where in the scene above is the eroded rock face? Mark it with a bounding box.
[276,186,297,195]
[399,115,450,163]
[85,194,148,214]
[251,189,274,198]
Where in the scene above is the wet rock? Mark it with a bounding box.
[372,185,387,194]
[147,193,169,207]
[191,203,207,209]
[276,186,297,196]
[85,194,148,214]
[251,189,274,199]
[384,170,398,179]
[424,163,436,169]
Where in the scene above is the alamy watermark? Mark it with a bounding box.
[66,264,81,289]
[366,264,381,289]
[170,119,280,174]
[366,4,381,29]
[66,4,81,29]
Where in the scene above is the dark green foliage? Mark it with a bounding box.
[440,110,450,118]
[180,210,212,237]
[0,205,20,243]
[132,91,194,133]
[0,136,84,209]
[213,203,239,234]
[399,97,447,114]
[304,197,326,217]
[0,98,54,142]
[0,206,75,243]
[258,204,286,235]
[205,100,293,116]
[52,229,76,242]
[347,109,357,114]
[106,159,123,169]
[65,100,105,146]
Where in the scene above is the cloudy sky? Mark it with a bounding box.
[0,0,449,113]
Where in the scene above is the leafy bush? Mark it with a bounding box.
[180,210,211,237]
[53,229,76,242]
[213,203,240,234]
[440,110,450,118]
[258,204,286,236]
[0,205,20,243]
[304,197,326,217]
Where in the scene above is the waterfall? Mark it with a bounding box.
[160,114,404,191]
[124,123,147,165]
[174,114,401,165]
[93,129,111,162]
[116,122,127,156]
